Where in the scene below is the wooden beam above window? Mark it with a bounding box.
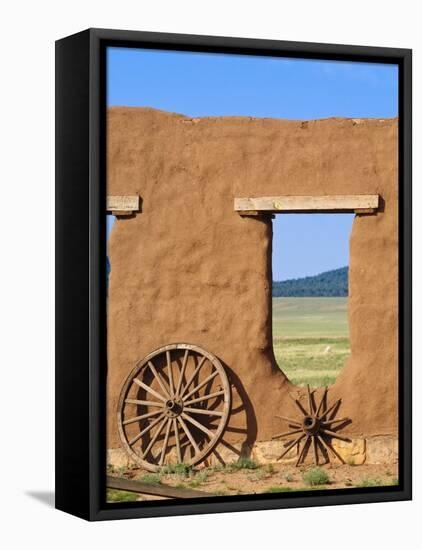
[234,195,379,215]
[106,195,140,216]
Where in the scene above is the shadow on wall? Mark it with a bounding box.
[206,361,258,465]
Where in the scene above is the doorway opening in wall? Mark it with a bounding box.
[272,213,354,388]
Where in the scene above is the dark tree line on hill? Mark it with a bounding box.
[272,266,348,297]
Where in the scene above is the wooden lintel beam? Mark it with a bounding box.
[234,195,379,214]
[107,195,140,215]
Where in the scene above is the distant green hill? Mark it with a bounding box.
[272,266,348,297]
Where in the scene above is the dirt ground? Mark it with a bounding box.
[107,461,398,502]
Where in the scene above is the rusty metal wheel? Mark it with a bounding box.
[273,385,351,466]
[117,344,231,472]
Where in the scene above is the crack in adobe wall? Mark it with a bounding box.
[106,107,398,453]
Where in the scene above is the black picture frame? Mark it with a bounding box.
[55,28,412,521]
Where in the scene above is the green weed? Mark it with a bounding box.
[106,489,138,502]
[355,477,382,488]
[228,458,259,471]
[139,473,162,485]
[161,463,192,477]
[302,467,330,486]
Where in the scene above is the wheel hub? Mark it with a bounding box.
[164,398,184,418]
[302,415,321,435]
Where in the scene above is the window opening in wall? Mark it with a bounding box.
[272,213,354,388]
[106,214,116,293]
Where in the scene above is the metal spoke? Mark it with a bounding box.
[313,435,319,465]
[321,399,341,420]
[178,416,201,454]
[272,428,303,440]
[133,378,167,402]
[296,435,310,466]
[183,407,223,417]
[277,433,306,460]
[128,413,165,446]
[321,417,349,427]
[318,434,345,464]
[183,390,225,406]
[159,419,172,466]
[175,349,189,398]
[183,370,219,402]
[315,386,328,417]
[275,415,302,428]
[182,412,214,438]
[274,388,351,467]
[180,355,207,398]
[148,360,171,398]
[123,409,162,426]
[288,392,308,416]
[125,398,165,408]
[166,350,175,397]
[316,435,331,464]
[307,384,314,414]
[322,428,350,442]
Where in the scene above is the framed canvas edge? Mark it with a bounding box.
[56,27,412,521]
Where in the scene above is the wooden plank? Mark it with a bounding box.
[106,475,214,499]
[106,195,140,213]
[111,210,133,217]
[234,195,379,213]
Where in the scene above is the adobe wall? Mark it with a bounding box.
[106,107,398,457]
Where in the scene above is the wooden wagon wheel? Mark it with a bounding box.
[117,344,231,472]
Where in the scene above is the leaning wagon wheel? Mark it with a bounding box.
[117,344,231,472]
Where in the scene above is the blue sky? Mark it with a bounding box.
[107,47,398,280]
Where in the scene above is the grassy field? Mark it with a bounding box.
[272,297,350,387]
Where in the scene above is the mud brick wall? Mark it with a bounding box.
[106,107,398,454]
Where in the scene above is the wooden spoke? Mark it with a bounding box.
[272,428,303,440]
[178,416,201,454]
[183,370,219,402]
[128,413,166,446]
[180,355,207,398]
[133,378,167,402]
[182,412,214,438]
[118,344,231,472]
[159,419,172,466]
[173,418,182,463]
[175,349,189,398]
[277,433,306,460]
[183,407,223,417]
[166,350,175,397]
[315,386,328,417]
[148,360,171,398]
[125,398,165,408]
[141,416,168,458]
[183,390,225,406]
[123,409,162,426]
